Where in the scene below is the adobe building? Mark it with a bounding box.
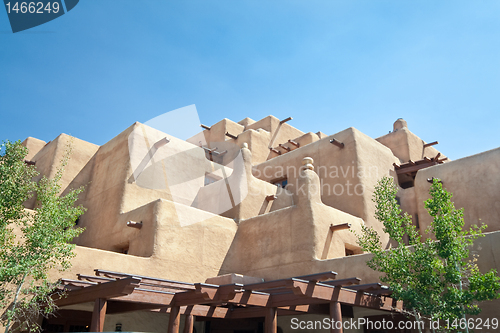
[10,116,500,333]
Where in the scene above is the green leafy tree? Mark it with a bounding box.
[356,177,500,332]
[0,140,85,333]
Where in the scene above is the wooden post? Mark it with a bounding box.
[265,307,277,333]
[183,314,194,333]
[330,301,342,333]
[168,306,181,333]
[90,298,107,332]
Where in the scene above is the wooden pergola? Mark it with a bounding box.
[393,153,447,188]
[54,269,403,333]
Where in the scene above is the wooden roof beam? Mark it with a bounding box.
[280,117,292,124]
[278,144,291,152]
[295,271,338,282]
[61,278,96,289]
[321,277,361,287]
[94,269,195,291]
[330,138,344,149]
[288,139,300,147]
[330,223,351,232]
[271,280,402,311]
[172,286,218,307]
[423,141,438,148]
[270,148,281,155]
[126,221,142,229]
[347,283,388,292]
[225,132,238,140]
[244,278,299,292]
[266,195,277,202]
[395,162,438,175]
[200,124,211,130]
[77,274,114,283]
[113,288,175,305]
[55,277,140,307]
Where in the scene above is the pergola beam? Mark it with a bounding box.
[94,269,196,290]
[55,277,140,307]
[295,271,338,282]
[56,270,402,325]
[113,288,175,305]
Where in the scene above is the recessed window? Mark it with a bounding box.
[345,243,362,256]
[345,248,355,256]
[272,178,288,188]
[204,173,222,186]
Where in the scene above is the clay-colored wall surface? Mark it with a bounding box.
[253,127,399,247]
[414,147,500,234]
[220,164,365,279]
[24,134,99,208]
[9,116,500,333]
[63,123,238,260]
[21,137,46,161]
[188,115,307,165]
[376,127,445,163]
[215,146,294,221]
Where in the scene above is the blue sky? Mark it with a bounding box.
[1,0,499,160]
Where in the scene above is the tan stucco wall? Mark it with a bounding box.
[216,145,294,221]
[23,134,98,209]
[11,116,500,332]
[188,115,307,165]
[219,164,365,280]
[414,147,500,234]
[21,137,46,161]
[253,127,399,248]
[36,123,239,274]
[376,126,445,164]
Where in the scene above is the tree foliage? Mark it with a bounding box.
[356,177,500,331]
[0,140,85,332]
